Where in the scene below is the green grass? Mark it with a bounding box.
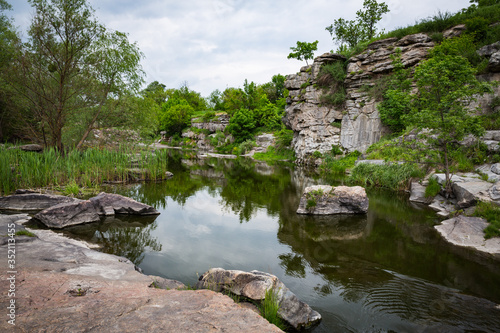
[0,145,170,195]
[259,288,287,331]
[15,229,36,237]
[320,150,361,175]
[473,201,500,239]
[348,162,424,192]
[425,177,441,198]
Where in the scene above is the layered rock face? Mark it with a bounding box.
[284,53,345,162]
[284,34,434,161]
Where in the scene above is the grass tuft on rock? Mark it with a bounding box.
[473,201,500,239]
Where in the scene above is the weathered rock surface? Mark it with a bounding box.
[34,192,159,228]
[296,185,369,215]
[435,215,500,259]
[0,193,79,211]
[196,267,321,330]
[0,215,283,333]
[453,181,494,209]
[283,54,345,163]
[191,113,230,133]
[409,182,430,204]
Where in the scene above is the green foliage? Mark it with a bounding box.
[473,201,500,239]
[377,50,412,133]
[425,177,441,198]
[159,99,194,135]
[401,37,493,190]
[287,40,319,65]
[326,0,389,49]
[227,108,256,143]
[317,61,347,107]
[348,162,424,191]
[321,150,361,175]
[63,181,81,197]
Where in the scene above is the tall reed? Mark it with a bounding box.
[0,145,170,195]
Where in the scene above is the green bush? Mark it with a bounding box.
[227,108,256,143]
[321,150,361,175]
[317,61,347,107]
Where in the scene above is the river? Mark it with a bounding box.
[58,151,500,332]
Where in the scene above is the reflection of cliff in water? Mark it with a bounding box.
[61,215,161,266]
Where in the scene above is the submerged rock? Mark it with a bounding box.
[296,185,369,215]
[196,267,322,330]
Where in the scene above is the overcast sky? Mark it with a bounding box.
[10,0,471,97]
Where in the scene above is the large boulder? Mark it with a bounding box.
[296,185,369,215]
[34,200,101,229]
[196,268,322,330]
[34,193,159,229]
[409,182,430,204]
[452,181,493,209]
[0,193,79,211]
[435,215,500,259]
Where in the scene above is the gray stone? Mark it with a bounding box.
[477,41,500,57]
[297,185,369,215]
[443,24,466,39]
[492,163,500,175]
[90,192,160,216]
[428,195,456,218]
[0,193,80,211]
[489,182,500,200]
[435,215,500,258]
[149,275,186,290]
[19,144,44,152]
[196,268,322,330]
[409,182,432,204]
[395,33,431,46]
[452,181,493,209]
[488,51,500,72]
[35,200,101,228]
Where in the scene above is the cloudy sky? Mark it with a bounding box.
[10,0,471,97]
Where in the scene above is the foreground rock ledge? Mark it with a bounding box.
[0,215,282,333]
[196,268,322,330]
[297,185,369,215]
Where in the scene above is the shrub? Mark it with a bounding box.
[425,177,441,198]
[259,288,286,330]
[317,61,347,107]
[227,108,256,143]
[473,201,500,239]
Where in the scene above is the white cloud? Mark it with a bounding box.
[10,0,471,96]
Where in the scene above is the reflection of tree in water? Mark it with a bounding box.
[219,158,292,222]
[96,223,162,266]
[62,216,162,266]
[278,253,306,278]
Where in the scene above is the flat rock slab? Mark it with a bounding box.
[409,182,430,204]
[0,193,80,211]
[0,218,282,333]
[435,215,500,258]
[297,185,368,215]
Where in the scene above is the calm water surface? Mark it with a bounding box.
[61,152,500,332]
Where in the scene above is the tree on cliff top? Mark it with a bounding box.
[326,0,389,50]
[287,40,319,65]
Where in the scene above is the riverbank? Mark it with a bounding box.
[0,214,283,332]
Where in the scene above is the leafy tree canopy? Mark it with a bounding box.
[326,0,389,50]
[287,40,319,65]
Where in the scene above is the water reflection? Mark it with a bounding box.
[61,215,161,266]
[62,150,500,332]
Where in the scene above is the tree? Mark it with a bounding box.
[326,0,389,50]
[159,98,194,135]
[0,0,21,141]
[10,0,144,151]
[287,40,318,65]
[402,38,493,193]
